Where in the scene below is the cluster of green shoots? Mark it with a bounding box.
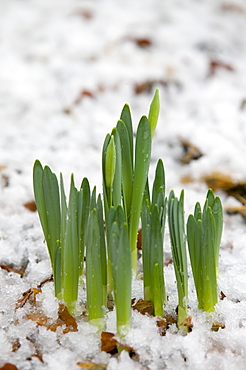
[33,89,223,337]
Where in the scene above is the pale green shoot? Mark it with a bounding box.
[148,88,160,138]
[33,160,62,298]
[187,189,223,312]
[86,189,107,331]
[168,190,188,330]
[107,206,132,337]
[141,159,167,316]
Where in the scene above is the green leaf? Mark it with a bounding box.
[107,207,131,336]
[60,172,67,256]
[141,199,151,300]
[63,175,80,309]
[142,194,166,313]
[187,190,223,312]
[120,103,133,162]
[148,88,160,139]
[86,207,106,331]
[43,166,62,297]
[97,194,107,308]
[151,204,166,308]
[90,186,97,211]
[105,135,116,188]
[129,115,151,273]
[115,222,132,336]
[152,159,165,205]
[116,119,133,217]
[111,127,122,208]
[33,160,49,243]
[33,161,62,298]
[78,178,91,274]
[168,190,188,327]
[102,133,111,215]
[153,263,164,317]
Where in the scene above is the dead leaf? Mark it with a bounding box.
[132,299,154,316]
[16,288,42,309]
[63,107,72,115]
[100,332,138,358]
[221,3,246,13]
[180,316,193,332]
[23,200,37,212]
[156,317,167,336]
[0,173,9,188]
[0,364,18,370]
[11,339,21,353]
[26,335,44,363]
[101,332,118,354]
[134,79,182,95]
[179,138,203,164]
[26,304,78,334]
[165,312,177,327]
[185,172,246,212]
[0,263,27,278]
[31,354,44,363]
[137,229,142,250]
[202,172,246,205]
[37,275,53,288]
[74,9,94,19]
[58,304,78,333]
[127,36,152,48]
[202,172,235,192]
[208,59,234,77]
[211,322,225,331]
[26,310,61,332]
[180,174,194,184]
[220,291,226,300]
[164,252,173,266]
[225,205,246,222]
[17,275,53,308]
[77,361,107,369]
[74,90,95,105]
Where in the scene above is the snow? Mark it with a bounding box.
[1,0,246,368]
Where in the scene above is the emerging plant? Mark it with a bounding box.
[33,161,91,313]
[168,190,188,330]
[187,189,223,312]
[102,89,160,275]
[107,205,132,337]
[33,91,224,337]
[86,189,107,331]
[141,159,167,317]
[33,161,62,299]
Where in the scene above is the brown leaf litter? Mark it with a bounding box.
[77,361,107,369]
[16,287,42,309]
[179,138,203,164]
[16,276,78,334]
[211,322,226,332]
[0,364,18,370]
[26,304,78,334]
[207,59,234,78]
[23,200,37,212]
[0,263,27,278]
[134,78,182,95]
[132,299,154,316]
[101,331,139,358]
[181,172,246,221]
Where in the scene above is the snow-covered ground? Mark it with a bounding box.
[1,0,246,369]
